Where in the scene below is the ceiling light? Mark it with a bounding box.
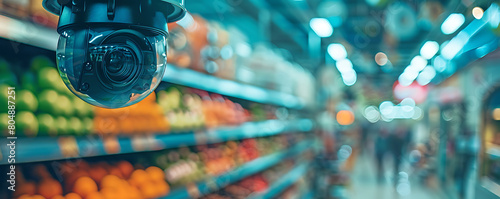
[310,18,333,37]
[328,43,347,60]
[441,13,465,35]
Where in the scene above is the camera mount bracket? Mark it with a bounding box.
[42,0,186,35]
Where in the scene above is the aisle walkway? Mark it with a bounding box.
[347,153,447,199]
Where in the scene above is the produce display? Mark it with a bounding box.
[167,14,314,105]
[201,160,299,199]
[8,136,295,199]
[0,5,316,199]
[0,55,283,137]
[0,56,94,137]
[0,0,58,28]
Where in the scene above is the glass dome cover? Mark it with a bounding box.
[57,28,167,108]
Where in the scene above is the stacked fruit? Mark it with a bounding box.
[93,92,169,135]
[156,148,206,185]
[201,160,298,199]
[0,56,94,137]
[14,161,170,199]
[150,137,290,187]
[157,87,251,130]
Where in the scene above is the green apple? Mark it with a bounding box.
[57,95,74,117]
[0,85,9,113]
[68,117,83,136]
[38,67,61,90]
[17,90,38,112]
[38,90,60,115]
[17,111,38,137]
[82,117,94,134]
[37,114,57,136]
[73,97,90,117]
[55,116,68,135]
[0,113,8,135]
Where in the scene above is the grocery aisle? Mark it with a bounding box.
[348,153,447,199]
[2,0,500,199]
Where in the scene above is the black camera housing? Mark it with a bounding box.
[43,0,186,108]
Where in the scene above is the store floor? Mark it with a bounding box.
[347,152,448,199]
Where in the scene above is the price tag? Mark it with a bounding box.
[103,136,120,154]
[204,178,218,192]
[194,130,208,145]
[58,137,79,158]
[186,182,201,198]
[131,135,157,151]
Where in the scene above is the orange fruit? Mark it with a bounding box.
[117,161,134,178]
[139,182,158,199]
[88,167,108,184]
[84,192,104,199]
[31,195,46,199]
[126,186,143,199]
[51,195,65,199]
[100,175,122,189]
[17,195,33,199]
[15,181,36,197]
[145,166,164,182]
[128,170,150,187]
[72,177,98,198]
[109,167,124,179]
[156,180,170,196]
[65,193,82,199]
[38,178,63,199]
[100,188,119,199]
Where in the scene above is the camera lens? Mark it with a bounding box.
[56,29,167,108]
[100,47,139,85]
[106,50,126,73]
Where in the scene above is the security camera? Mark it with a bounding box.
[42,0,186,108]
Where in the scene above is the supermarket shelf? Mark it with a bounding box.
[0,119,313,164]
[0,14,58,51]
[163,64,304,109]
[248,162,310,199]
[486,143,500,159]
[161,139,313,199]
[0,14,305,109]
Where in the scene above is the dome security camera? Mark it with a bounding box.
[42,0,186,108]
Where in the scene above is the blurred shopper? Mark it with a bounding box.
[375,128,389,182]
[455,130,479,199]
[389,125,412,181]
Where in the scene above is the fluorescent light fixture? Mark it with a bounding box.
[441,32,469,60]
[364,106,380,123]
[433,55,447,72]
[420,41,439,59]
[400,98,416,112]
[328,43,347,60]
[487,4,500,28]
[398,73,413,86]
[379,101,394,116]
[410,56,428,72]
[416,66,436,85]
[473,7,484,19]
[441,13,465,35]
[375,52,388,66]
[336,58,353,73]
[341,70,357,86]
[310,18,333,37]
[403,67,419,81]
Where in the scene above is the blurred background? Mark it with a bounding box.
[1,0,500,199]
